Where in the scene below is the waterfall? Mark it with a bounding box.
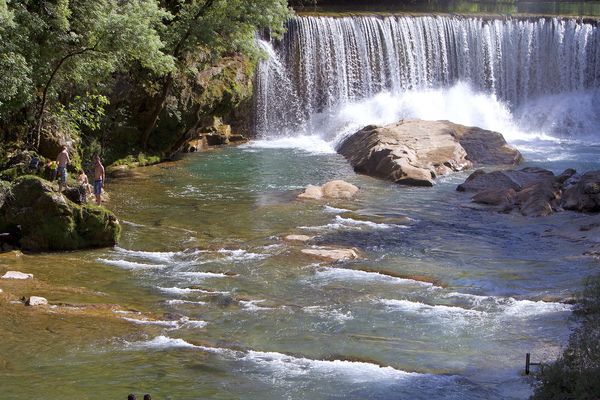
[254,16,600,142]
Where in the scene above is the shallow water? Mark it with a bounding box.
[1,135,598,399]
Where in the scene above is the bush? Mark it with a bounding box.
[532,274,600,400]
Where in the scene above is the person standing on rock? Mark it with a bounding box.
[93,154,105,206]
[56,146,70,192]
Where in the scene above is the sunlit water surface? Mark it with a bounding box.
[1,130,598,399]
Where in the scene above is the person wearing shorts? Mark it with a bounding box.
[56,146,70,192]
[93,154,105,206]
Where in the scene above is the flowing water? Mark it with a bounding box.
[1,14,600,400]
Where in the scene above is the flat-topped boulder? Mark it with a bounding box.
[0,176,120,251]
[457,168,599,216]
[337,119,522,187]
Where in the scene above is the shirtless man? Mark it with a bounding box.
[56,146,70,192]
[93,155,105,206]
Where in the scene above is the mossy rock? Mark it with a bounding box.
[0,167,20,182]
[0,176,120,251]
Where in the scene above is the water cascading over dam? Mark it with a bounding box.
[254,15,600,143]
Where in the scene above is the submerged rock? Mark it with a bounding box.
[301,247,360,262]
[298,180,359,200]
[0,176,120,251]
[338,119,522,186]
[284,235,314,242]
[458,168,600,216]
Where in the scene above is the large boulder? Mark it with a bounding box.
[337,120,522,187]
[0,176,120,251]
[561,171,600,213]
[457,168,600,216]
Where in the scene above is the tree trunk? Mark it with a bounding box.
[32,47,96,150]
[139,0,215,150]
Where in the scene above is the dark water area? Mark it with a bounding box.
[295,0,600,17]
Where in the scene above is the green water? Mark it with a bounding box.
[1,146,597,399]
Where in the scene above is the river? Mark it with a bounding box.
[1,11,600,400]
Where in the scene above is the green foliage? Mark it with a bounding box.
[110,153,161,168]
[57,94,109,132]
[532,274,600,400]
[0,0,292,163]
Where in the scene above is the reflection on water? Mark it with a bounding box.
[1,142,598,399]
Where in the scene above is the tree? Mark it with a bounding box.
[139,0,290,149]
[1,0,175,149]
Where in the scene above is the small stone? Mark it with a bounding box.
[2,271,33,280]
[25,296,48,306]
[301,248,360,262]
[284,235,314,242]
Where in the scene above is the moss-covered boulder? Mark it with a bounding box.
[0,176,120,251]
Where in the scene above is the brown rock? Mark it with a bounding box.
[561,171,600,213]
[338,119,521,187]
[298,180,358,200]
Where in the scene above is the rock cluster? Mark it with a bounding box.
[337,119,522,186]
[457,168,600,216]
[0,176,121,251]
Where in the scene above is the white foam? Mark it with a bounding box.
[244,135,336,154]
[500,298,573,317]
[177,271,228,279]
[380,299,483,317]
[303,306,354,322]
[97,258,165,270]
[444,292,573,316]
[242,350,419,380]
[114,246,179,263]
[126,336,239,357]
[179,317,208,329]
[324,206,352,213]
[240,300,275,311]
[121,317,180,328]
[158,287,229,295]
[300,216,398,232]
[121,220,146,228]
[217,249,268,262]
[315,267,434,287]
[128,335,198,349]
[166,299,207,305]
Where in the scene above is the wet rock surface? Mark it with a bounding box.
[458,168,600,216]
[338,119,522,187]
